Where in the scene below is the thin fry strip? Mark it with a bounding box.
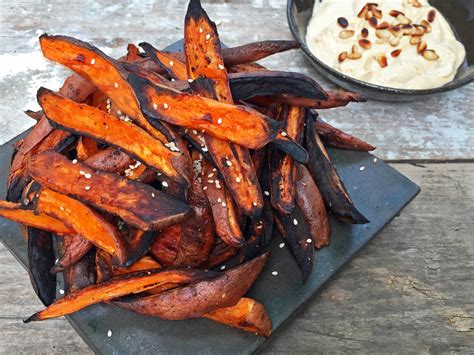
[315,118,375,151]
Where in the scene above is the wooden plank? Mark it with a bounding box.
[0,163,472,353]
[0,1,473,160]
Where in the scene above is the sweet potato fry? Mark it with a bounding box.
[60,242,96,293]
[183,0,264,217]
[314,118,375,152]
[24,110,43,121]
[229,70,327,101]
[305,117,369,224]
[270,106,305,214]
[139,43,188,80]
[27,228,56,306]
[276,206,315,283]
[114,252,269,319]
[0,200,73,235]
[296,164,331,248]
[122,62,171,86]
[36,188,129,265]
[38,87,188,185]
[170,40,299,67]
[76,136,100,161]
[24,267,217,322]
[204,297,272,337]
[313,90,367,109]
[28,151,191,231]
[51,235,93,273]
[129,74,281,149]
[205,239,239,268]
[201,159,244,247]
[149,225,180,266]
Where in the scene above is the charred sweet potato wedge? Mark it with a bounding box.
[315,118,375,152]
[51,235,93,273]
[183,0,264,217]
[270,106,305,215]
[276,206,315,283]
[114,252,269,320]
[201,159,244,247]
[76,136,100,161]
[35,188,129,265]
[28,151,191,231]
[305,117,369,224]
[205,239,239,268]
[296,164,331,248]
[229,71,327,101]
[313,90,367,109]
[84,147,135,174]
[129,74,281,149]
[139,43,188,81]
[27,228,56,306]
[0,200,73,235]
[25,267,218,322]
[59,241,96,293]
[38,88,189,185]
[149,226,180,266]
[204,297,272,337]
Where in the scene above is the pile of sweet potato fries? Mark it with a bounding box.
[0,0,374,337]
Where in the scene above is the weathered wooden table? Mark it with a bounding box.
[0,1,473,353]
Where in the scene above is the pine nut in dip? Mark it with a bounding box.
[305,0,466,89]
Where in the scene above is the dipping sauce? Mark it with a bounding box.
[306,0,466,89]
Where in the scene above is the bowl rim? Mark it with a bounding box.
[286,0,474,96]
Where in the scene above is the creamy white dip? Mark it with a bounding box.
[306,0,466,89]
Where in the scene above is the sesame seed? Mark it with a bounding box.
[217,198,222,203]
[264,191,270,196]
[226,160,232,167]
[192,130,198,135]
[153,103,158,110]
[60,206,65,211]
[203,186,208,191]
[90,58,96,65]
[199,27,203,33]
[171,78,175,82]
[279,243,285,248]
[360,166,366,171]
[220,265,226,270]
[306,238,312,243]
[208,180,214,184]
[208,173,214,178]
[218,64,225,70]
[169,60,174,67]
[59,289,65,295]
[162,181,169,188]
[221,202,226,207]
[114,82,119,88]
[206,34,211,40]
[253,202,258,207]
[151,192,155,197]
[84,173,92,179]
[217,118,223,124]
[85,186,91,191]
[293,219,298,225]
[236,177,241,183]
[117,110,122,115]
[373,158,378,163]
[79,170,85,175]
[271,271,278,276]
[281,131,288,137]
[107,330,112,337]
[72,159,78,164]
[163,103,169,109]
[188,78,194,83]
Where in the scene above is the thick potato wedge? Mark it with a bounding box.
[129,74,282,150]
[27,228,56,306]
[205,239,239,268]
[51,235,93,273]
[38,87,189,185]
[139,43,188,81]
[61,245,96,293]
[270,106,305,215]
[229,70,327,101]
[204,298,272,337]
[114,252,269,320]
[201,159,244,247]
[25,267,217,322]
[296,164,331,248]
[0,200,73,235]
[276,206,315,283]
[305,117,369,224]
[28,151,191,231]
[35,188,129,265]
[183,0,264,217]
[315,118,375,152]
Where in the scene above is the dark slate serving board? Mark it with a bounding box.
[0,40,420,354]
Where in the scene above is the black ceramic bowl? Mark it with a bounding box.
[287,0,474,101]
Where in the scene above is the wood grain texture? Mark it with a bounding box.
[0,0,473,160]
[0,163,472,353]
